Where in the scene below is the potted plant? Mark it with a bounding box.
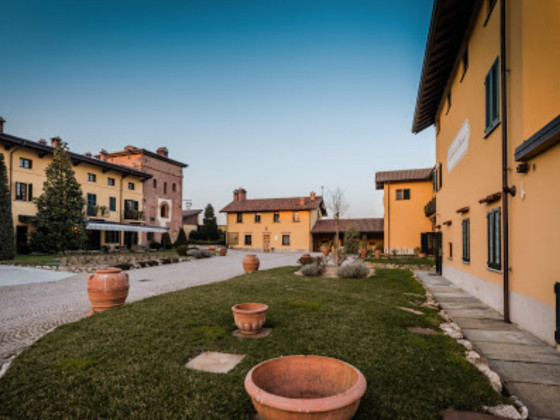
[99,205,108,217]
[374,246,383,259]
[358,241,368,259]
[320,244,330,256]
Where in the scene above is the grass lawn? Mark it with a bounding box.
[0,268,504,419]
[366,255,436,267]
[2,254,62,266]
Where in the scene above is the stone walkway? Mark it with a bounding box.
[415,271,560,420]
[0,251,302,374]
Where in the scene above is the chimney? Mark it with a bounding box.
[156,146,168,157]
[238,188,247,201]
[84,152,92,158]
[125,145,135,152]
[310,191,316,200]
[51,136,62,147]
[299,197,305,205]
[0,117,5,133]
[38,138,47,145]
[233,189,239,201]
[99,149,108,161]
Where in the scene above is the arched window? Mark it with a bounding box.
[160,203,168,218]
[164,182,167,194]
[153,179,157,188]
[172,183,176,192]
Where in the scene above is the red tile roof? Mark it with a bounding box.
[220,196,325,213]
[311,218,384,234]
[375,167,433,190]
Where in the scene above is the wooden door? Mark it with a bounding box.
[263,233,271,253]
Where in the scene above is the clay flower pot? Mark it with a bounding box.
[321,246,329,256]
[245,355,367,420]
[219,247,227,256]
[301,253,311,260]
[359,248,368,259]
[418,252,427,259]
[232,302,268,335]
[374,250,382,259]
[87,267,129,315]
[208,245,217,251]
[243,254,260,273]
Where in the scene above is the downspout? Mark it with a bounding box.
[8,146,21,198]
[386,182,390,253]
[500,0,511,323]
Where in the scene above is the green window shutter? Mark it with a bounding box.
[404,189,410,200]
[28,183,33,201]
[109,197,116,211]
[495,208,501,269]
[487,211,493,266]
[485,73,490,129]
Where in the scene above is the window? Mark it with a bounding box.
[282,235,290,246]
[105,231,120,244]
[160,204,168,218]
[462,218,470,262]
[488,208,501,270]
[396,189,410,200]
[147,232,154,241]
[15,182,32,201]
[128,182,135,190]
[164,182,167,194]
[432,168,438,192]
[293,211,300,222]
[109,197,117,212]
[172,183,176,192]
[485,58,500,135]
[438,163,443,190]
[153,179,157,188]
[87,173,96,182]
[237,213,243,223]
[107,177,115,186]
[19,158,32,169]
[124,199,139,219]
[87,193,97,216]
[254,213,261,223]
[244,234,252,246]
[448,242,453,259]
[273,212,280,222]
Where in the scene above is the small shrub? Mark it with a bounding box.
[147,260,159,266]
[161,233,173,250]
[337,262,370,279]
[174,229,188,248]
[200,250,212,258]
[161,258,172,264]
[343,224,360,254]
[176,245,188,256]
[115,263,132,271]
[300,262,325,277]
[298,255,323,266]
[149,240,161,250]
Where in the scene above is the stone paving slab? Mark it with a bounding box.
[429,286,465,293]
[185,351,245,374]
[450,317,520,331]
[490,360,560,386]
[439,301,491,310]
[463,329,546,346]
[504,382,560,419]
[473,341,560,365]
[445,308,503,319]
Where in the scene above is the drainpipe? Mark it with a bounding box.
[500,0,511,323]
[8,146,21,198]
[386,182,390,253]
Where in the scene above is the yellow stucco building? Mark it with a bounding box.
[0,126,167,250]
[220,188,326,252]
[375,168,435,254]
[413,0,560,346]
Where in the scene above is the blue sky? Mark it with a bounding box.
[1,0,435,223]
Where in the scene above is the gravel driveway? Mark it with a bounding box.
[0,251,303,374]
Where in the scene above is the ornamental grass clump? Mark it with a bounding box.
[300,262,325,277]
[337,262,370,279]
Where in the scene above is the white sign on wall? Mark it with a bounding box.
[447,119,470,172]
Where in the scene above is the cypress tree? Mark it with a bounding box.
[0,154,15,260]
[30,142,86,252]
[174,228,188,248]
[202,203,218,240]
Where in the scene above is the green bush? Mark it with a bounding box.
[300,262,325,277]
[298,255,322,266]
[337,262,370,279]
[174,229,188,248]
[149,240,161,250]
[161,233,173,250]
[176,245,188,256]
[343,224,361,255]
[115,263,132,271]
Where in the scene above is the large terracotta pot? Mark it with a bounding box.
[243,254,260,273]
[219,247,227,256]
[209,245,217,251]
[232,302,268,335]
[359,248,368,259]
[87,268,129,315]
[321,246,329,256]
[245,355,367,420]
[418,252,427,259]
[374,250,382,259]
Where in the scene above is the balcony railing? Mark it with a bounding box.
[124,210,144,220]
[424,197,436,218]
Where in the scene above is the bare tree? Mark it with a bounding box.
[326,187,348,266]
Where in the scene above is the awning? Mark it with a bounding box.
[85,221,168,233]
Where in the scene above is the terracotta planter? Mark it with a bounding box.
[301,253,311,260]
[418,252,427,259]
[374,250,382,259]
[359,248,368,259]
[219,247,227,256]
[87,268,129,315]
[232,302,268,335]
[245,355,367,420]
[243,254,260,273]
[209,245,217,251]
[321,246,329,256]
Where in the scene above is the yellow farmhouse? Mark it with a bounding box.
[375,168,434,254]
[221,188,326,252]
[0,124,168,251]
[413,0,560,345]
